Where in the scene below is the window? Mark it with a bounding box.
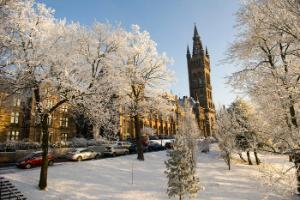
[49,132,52,142]
[13,98,21,107]
[7,130,19,141]
[10,112,19,124]
[61,133,68,142]
[60,117,68,127]
[47,114,53,126]
[61,104,68,113]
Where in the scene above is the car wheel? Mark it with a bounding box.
[95,154,100,159]
[77,156,83,161]
[25,163,31,169]
[48,160,54,166]
[112,152,117,157]
[124,151,129,155]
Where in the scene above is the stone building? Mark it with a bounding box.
[0,84,76,144]
[119,94,178,140]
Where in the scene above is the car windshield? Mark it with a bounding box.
[22,152,41,160]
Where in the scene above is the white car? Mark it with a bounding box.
[115,141,131,149]
[104,145,129,157]
[66,148,100,161]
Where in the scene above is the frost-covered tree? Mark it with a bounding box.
[165,133,200,200]
[227,0,300,192]
[215,106,236,170]
[228,98,261,165]
[179,100,201,165]
[118,25,174,160]
[0,0,123,190]
[165,102,201,199]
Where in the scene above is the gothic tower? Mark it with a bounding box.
[186,25,215,137]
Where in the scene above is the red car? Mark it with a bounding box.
[16,151,54,169]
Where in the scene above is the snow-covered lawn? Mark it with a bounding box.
[2,144,294,200]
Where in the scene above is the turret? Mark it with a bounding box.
[186,45,191,61]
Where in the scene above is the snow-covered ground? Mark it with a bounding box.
[2,144,296,200]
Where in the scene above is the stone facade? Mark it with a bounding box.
[0,85,76,144]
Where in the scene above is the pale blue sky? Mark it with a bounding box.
[39,0,240,107]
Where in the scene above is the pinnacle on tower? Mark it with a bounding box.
[205,46,209,57]
[186,45,191,60]
[187,45,191,55]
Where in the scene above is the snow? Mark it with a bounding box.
[2,144,293,200]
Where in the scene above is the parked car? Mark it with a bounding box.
[129,143,148,154]
[149,135,175,147]
[104,145,129,157]
[116,141,131,149]
[66,148,100,161]
[88,145,107,156]
[16,151,54,169]
[148,141,165,152]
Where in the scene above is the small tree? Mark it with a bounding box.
[215,106,236,170]
[165,134,200,200]
[179,100,201,166]
[228,98,262,165]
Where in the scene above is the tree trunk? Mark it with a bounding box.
[227,152,231,170]
[289,96,298,128]
[254,149,260,165]
[39,114,49,190]
[179,194,182,200]
[238,152,247,162]
[93,125,100,140]
[246,151,252,165]
[294,153,300,194]
[134,114,144,161]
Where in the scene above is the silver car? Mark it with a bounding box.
[66,148,100,161]
[116,141,131,149]
[104,145,129,157]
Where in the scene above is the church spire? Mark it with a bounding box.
[192,24,203,56]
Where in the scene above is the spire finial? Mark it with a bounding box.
[194,23,199,38]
